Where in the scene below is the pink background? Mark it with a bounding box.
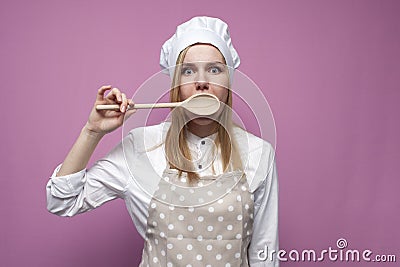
[1,0,399,266]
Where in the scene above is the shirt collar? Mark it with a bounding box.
[185,127,218,146]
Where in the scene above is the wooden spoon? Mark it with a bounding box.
[96,93,221,116]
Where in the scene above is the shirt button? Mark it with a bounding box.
[198,164,202,169]
[201,140,205,145]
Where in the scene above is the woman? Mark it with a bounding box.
[46,16,279,267]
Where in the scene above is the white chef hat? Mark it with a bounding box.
[160,16,240,82]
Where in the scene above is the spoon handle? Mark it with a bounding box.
[96,102,181,110]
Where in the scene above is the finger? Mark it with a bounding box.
[126,99,135,111]
[96,85,112,101]
[105,87,122,103]
[112,88,122,102]
[120,93,127,113]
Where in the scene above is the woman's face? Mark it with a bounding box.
[179,44,229,103]
[178,44,229,126]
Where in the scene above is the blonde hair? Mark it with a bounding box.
[164,44,242,184]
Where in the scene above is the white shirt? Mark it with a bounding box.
[46,122,279,266]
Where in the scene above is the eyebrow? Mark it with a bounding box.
[181,62,196,67]
[208,61,225,64]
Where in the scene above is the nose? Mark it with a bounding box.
[196,81,209,91]
[195,71,209,91]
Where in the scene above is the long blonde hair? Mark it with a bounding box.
[164,44,242,184]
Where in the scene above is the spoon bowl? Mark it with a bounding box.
[180,93,220,116]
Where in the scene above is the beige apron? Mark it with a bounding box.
[139,169,254,267]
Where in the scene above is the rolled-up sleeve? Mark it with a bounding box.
[46,137,131,217]
[248,145,279,267]
[47,164,86,198]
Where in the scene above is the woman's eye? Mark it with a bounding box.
[209,67,221,74]
[182,68,194,75]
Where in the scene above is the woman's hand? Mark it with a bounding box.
[84,85,136,136]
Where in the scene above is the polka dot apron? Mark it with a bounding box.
[139,169,255,267]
